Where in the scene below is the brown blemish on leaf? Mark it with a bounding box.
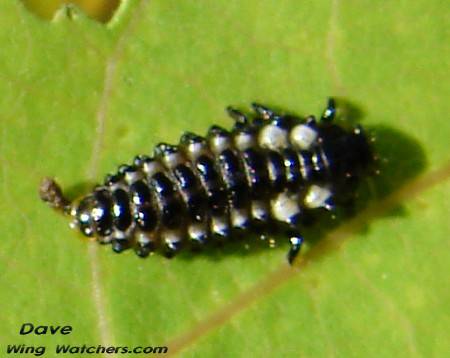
[21,0,121,23]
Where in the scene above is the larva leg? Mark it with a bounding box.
[163,241,182,259]
[251,103,279,120]
[287,232,304,265]
[112,239,131,253]
[226,106,248,126]
[321,97,336,122]
[135,237,157,258]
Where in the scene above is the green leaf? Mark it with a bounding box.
[1,1,448,357]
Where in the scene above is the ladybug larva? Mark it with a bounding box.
[40,99,375,264]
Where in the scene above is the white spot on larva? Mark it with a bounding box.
[143,160,164,176]
[91,208,104,221]
[188,223,207,241]
[162,229,182,245]
[163,152,183,169]
[290,124,318,150]
[210,136,231,154]
[80,213,90,223]
[124,170,142,184]
[136,231,151,244]
[304,185,332,209]
[211,215,228,236]
[112,230,126,240]
[271,192,300,223]
[98,235,112,244]
[259,125,288,150]
[251,201,269,221]
[234,132,255,151]
[113,203,121,217]
[108,182,120,191]
[187,142,206,159]
[231,208,249,229]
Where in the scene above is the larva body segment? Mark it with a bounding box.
[40,99,375,264]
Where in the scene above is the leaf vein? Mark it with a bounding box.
[164,161,450,356]
[84,0,151,352]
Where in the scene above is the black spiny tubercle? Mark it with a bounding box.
[40,98,375,264]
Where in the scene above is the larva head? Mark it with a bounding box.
[319,123,375,182]
[39,178,112,239]
[72,189,113,238]
[72,195,96,237]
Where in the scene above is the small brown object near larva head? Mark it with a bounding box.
[39,177,71,214]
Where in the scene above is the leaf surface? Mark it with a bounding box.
[0,1,448,357]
